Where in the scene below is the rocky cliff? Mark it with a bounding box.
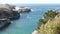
[39,12,60,34]
[0,4,20,20]
[0,4,20,29]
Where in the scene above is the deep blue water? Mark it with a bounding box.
[0,4,60,34]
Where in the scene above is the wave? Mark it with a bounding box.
[32,30,39,34]
[31,9,34,12]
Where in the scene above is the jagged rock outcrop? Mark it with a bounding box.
[0,4,20,20]
[0,4,20,29]
[18,7,31,13]
[0,18,11,29]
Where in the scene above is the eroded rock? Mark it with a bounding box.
[0,4,20,29]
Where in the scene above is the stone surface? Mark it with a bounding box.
[0,18,11,29]
[19,7,31,13]
[0,4,20,29]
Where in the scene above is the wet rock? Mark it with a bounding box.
[0,4,20,20]
[8,11,20,20]
[0,18,11,30]
[0,4,20,29]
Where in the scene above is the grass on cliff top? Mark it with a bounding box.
[38,10,59,29]
[38,10,60,34]
[40,13,60,34]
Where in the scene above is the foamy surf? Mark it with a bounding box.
[31,9,34,12]
[32,30,39,34]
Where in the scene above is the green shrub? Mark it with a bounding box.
[40,15,60,34]
[38,10,59,29]
[37,10,60,34]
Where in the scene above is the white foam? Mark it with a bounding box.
[32,30,39,34]
[15,6,20,10]
[31,9,34,12]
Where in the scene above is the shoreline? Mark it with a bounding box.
[32,30,39,34]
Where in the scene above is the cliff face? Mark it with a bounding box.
[0,4,12,11]
[0,4,20,29]
[0,4,15,10]
[40,14,60,34]
[0,4,20,20]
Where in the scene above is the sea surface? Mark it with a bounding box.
[0,4,60,34]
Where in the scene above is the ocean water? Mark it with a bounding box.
[0,4,60,34]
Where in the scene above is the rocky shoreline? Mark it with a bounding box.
[0,4,31,30]
[18,7,31,13]
[0,4,20,29]
[0,18,11,30]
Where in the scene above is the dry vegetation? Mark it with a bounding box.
[38,10,60,34]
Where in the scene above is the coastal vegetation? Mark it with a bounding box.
[38,10,59,29]
[40,14,60,34]
[37,10,60,34]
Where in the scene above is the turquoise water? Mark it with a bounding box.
[0,4,60,34]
